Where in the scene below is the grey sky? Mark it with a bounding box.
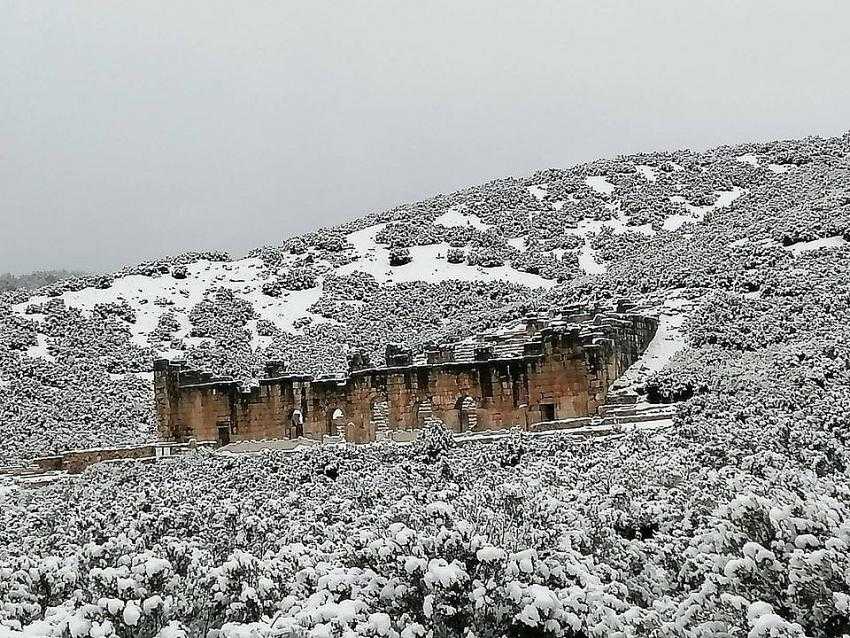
[2,1,849,274]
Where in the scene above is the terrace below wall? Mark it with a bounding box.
[1,442,212,476]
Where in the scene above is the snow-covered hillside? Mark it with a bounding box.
[1,133,849,464]
[1,131,850,637]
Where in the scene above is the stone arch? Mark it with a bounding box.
[454,395,479,432]
[325,406,346,437]
[413,398,438,429]
[287,408,304,439]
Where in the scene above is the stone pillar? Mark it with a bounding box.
[154,359,183,441]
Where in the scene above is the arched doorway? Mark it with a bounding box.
[413,398,439,429]
[326,407,346,437]
[455,395,478,432]
[287,408,304,439]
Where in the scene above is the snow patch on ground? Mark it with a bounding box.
[634,165,657,182]
[12,256,329,356]
[585,175,615,195]
[433,209,490,230]
[768,163,793,174]
[245,320,272,352]
[564,204,654,241]
[663,187,745,231]
[0,623,24,637]
[107,371,154,382]
[507,237,527,252]
[240,280,327,335]
[181,336,214,349]
[578,244,606,275]
[785,235,849,256]
[25,334,54,362]
[736,153,760,167]
[738,155,795,175]
[608,214,656,237]
[0,478,17,500]
[346,223,387,256]
[340,225,555,288]
[560,206,655,274]
[0,607,74,638]
[527,185,547,201]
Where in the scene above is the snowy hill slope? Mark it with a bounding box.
[2,132,850,638]
[1,133,849,464]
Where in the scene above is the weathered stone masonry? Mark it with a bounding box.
[154,306,658,445]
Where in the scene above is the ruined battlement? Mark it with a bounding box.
[154,305,658,445]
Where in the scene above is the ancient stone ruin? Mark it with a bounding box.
[154,302,658,445]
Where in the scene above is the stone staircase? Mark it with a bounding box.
[595,389,675,426]
[416,401,442,427]
[460,396,478,431]
[371,400,390,434]
[603,392,640,406]
[528,388,675,434]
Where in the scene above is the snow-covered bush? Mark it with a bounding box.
[2,131,850,637]
[412,421,456,462]
[388,248,412,267]
[445,249,465,264]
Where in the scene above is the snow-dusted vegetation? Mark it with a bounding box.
[2,132,850,636]
[2,414,850,637]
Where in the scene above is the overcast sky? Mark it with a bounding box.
[2,1,849,273]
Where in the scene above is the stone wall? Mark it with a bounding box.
[154,308,658,445]
[23,442,208,475]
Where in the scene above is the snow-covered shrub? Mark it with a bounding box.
[388,248,412,267]
[446,248,465,264]
[278,267,318,291]
[412,421,456,462]
[2,130,850,638]
[466,247,506,268]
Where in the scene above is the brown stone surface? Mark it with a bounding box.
[20,442,212,475]
[61,445,157,474]
[154,308,658,446]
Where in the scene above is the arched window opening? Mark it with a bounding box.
[326,407,346,436]
[288,409,304,439]
[414,399,439,429]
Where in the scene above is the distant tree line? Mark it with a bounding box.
[0,269,87,292]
